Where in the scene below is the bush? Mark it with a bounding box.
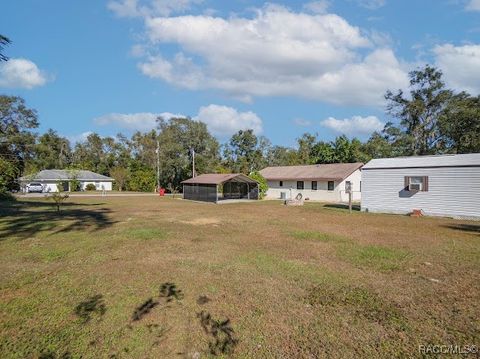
[249,171,268,199]
[85,184,96,191]
[0,191,16,202]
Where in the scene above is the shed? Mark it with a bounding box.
[181,174,259,203]
[361,153,480,220]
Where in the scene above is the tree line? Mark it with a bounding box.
[1,65,479,194]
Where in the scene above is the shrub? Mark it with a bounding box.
[47,192,69,212]
[85,183,96,191]
[249,171,268,199]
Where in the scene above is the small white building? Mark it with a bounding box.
[260,163,363,202]
[361,153,480,220]
[20,169,114,192]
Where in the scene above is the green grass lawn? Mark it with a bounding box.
[0,197,479,358]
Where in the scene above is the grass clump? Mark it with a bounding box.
[337,244,410,271]
[306,282,408,329]
[291,230,348,243]
[123,228,168,241]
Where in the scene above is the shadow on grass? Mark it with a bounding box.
[39,350,72,359]
[0,200,116,240]
[132,298,159,321]
[159,282,184,302]
[74,294,107,323]
[197,310,238,355]
[323,203,361,212]
[443,224,480,234]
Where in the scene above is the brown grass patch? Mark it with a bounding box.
[0,197,478,358]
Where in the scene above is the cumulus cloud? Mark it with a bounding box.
[108,0,203,17]
[320,115,384,136]
[67,131,94,145]
[434,44,480,95]
[94,105,262,138]
[0,58,49,89]
[94,112,183,132]
[135,5,408,106]
[466,0,480,11]
[193,104,263,137]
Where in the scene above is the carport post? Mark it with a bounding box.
[182,184,184,199]
[247,182,250,199]
[216,184,219,203]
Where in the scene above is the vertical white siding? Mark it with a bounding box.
[361,167,480,219]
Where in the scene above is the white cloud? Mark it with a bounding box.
[136,5,408,106]
[94,112,183,132]
[320,115,384,136]
[0,58,49,89]
[466,0,480,11]
[303,1,330,14]
[434,43,480,95]
[355,0,386,9]
[94,105,262,138]
[67,131,93,145]
[108,0,203,17]
[193,104,262,137]
[293,118,312,127]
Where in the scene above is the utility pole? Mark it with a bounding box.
[156,139,160,192]
[191,148,196,178]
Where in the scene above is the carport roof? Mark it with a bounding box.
[182,173,257,185]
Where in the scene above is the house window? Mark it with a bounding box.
[95,182,100,189]
[328,181,334,191]
[279,181,283,187]
[311,181,317,190]
[297,181,304,190]
[360,181,362,192]
[405,176,428,192]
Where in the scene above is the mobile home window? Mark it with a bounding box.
[279,181,283,187]
[297,181,304,190]
[328,181,334,191]
[311,181,317,190]
[404,176,428,192]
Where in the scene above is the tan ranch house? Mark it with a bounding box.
[259,163,363,202]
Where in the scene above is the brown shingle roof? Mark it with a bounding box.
[259,163,363,181]
[181,173,258,185]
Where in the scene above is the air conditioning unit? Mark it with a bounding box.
[409,183,421,191]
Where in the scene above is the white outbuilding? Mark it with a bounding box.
[260,163,363,202]
[361,153,480,220]
[20,169,114,193]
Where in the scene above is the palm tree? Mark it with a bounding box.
[0,35,11,62]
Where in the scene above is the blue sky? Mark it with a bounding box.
[1,0,479,147]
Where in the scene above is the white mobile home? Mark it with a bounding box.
[20,169,114,192]
[260,163,363,202]
[361,153,480,220]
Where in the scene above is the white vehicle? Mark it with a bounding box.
[26,182,43,193]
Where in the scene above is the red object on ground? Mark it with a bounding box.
[159,188,165,196]
[410,209,423,217]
